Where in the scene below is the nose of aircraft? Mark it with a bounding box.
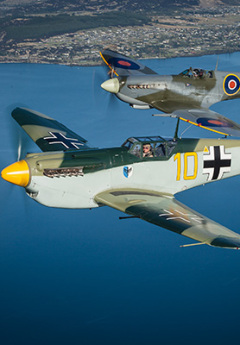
[101,78,120,93]
[1,160,30,187]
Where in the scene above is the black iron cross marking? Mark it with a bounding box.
[43,132,84,149]
[203,146,231,181]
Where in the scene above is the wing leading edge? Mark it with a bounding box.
[12,107,92,152]
[170,108,240,137]
[95,189,240,249]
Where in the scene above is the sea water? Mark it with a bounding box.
[0,53,240,345]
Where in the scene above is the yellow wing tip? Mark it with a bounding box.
[99,51,119,77]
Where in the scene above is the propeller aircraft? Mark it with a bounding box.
[100,49,240,137]
[2,107,240,249]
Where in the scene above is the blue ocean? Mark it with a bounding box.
[1,53,240,345]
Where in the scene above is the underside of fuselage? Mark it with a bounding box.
[116,92,152,109]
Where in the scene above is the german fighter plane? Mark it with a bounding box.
[100,49,240,137]
[2,107,240,249]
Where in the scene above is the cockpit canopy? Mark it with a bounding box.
[179,68,214,79]
[122,136,177,159]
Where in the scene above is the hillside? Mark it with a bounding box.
[0,0,240,65]
[1,0,200,15]
[0,0,238,16]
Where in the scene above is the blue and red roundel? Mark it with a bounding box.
[108,57,140,70]
[197,118,233,128]
[223,74,240,96]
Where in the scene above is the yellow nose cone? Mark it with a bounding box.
[1,160,30,187]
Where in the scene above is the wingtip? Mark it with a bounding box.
[211,237,240,249]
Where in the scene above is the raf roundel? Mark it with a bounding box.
[197,118,233,128]
[108,57,140,70]
[223,74,240,96]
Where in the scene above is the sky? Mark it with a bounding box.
[1,53,240,345]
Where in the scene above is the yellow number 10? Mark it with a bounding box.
[174,152,198,181]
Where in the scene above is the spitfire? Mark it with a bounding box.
[2,107,240,249]
[100,49,240,136]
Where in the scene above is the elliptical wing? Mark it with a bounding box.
[100,49,158,77]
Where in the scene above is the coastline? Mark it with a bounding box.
[0,48,239,67]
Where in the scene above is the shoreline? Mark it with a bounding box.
[0,49,239,67]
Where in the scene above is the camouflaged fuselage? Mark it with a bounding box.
[116,71,240,113]
[24,137,240,209]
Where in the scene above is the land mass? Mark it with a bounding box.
[0,0,240,65]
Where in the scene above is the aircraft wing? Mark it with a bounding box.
[100,49,157,77]
[95,189,240,249]
[170,108,240,137]
[12,107,92,152]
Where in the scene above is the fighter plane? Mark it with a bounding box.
[100,49,240,137]
[2,107,240,249]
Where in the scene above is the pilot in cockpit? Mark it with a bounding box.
[143,144,153,157]
[193,68,204,78]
